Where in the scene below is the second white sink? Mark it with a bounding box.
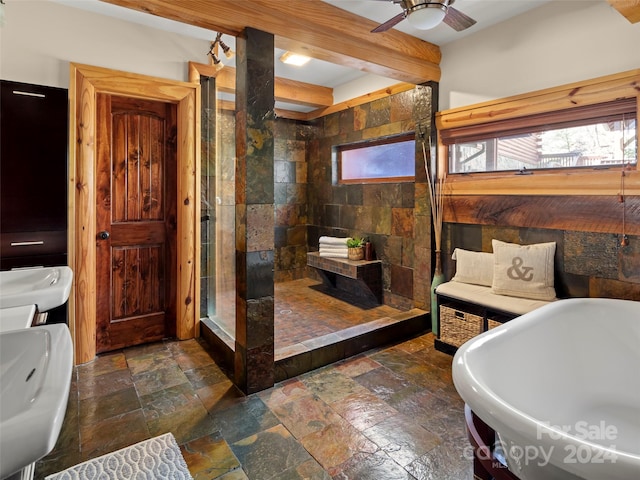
[0,266,72,312]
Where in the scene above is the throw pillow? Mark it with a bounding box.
[491,239,557,301]
[451,248,494,287]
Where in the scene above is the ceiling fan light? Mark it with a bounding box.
[407,3,447,30]
[280,51,311,66]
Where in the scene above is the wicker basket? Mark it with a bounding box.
[488,313,511,330]
[440,305,483,347]
[348,246,364,260]
[487,319,502,330]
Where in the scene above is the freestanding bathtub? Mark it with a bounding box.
[452,298,640,480]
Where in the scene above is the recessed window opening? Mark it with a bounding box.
[338,133,415,184]
[444,99,637,174]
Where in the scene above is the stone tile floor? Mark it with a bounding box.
[35,333,473,479]
[274,278,405,349]
[209,278,407,351]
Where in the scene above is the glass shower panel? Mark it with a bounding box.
[201,76,236,340]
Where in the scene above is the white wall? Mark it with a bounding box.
[0,0,210,88]
[2,1,638,111]
[439,0,640,111]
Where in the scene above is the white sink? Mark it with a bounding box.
[0,324,73,479]
[453,298,640,480]
[0,305,36,332]
[0,266,73,312]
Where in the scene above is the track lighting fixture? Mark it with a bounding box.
[207,41,221,65]
[216,32,234,59]
[207,32,234,66]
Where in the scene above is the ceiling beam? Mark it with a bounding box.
[188,61,312,120]
[607,0,640,23]
[100,0,441,84]
[215,67,333,108]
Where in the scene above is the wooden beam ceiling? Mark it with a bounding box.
[100,0,441,84]
[607,0,640,23]
[215,67,333,108]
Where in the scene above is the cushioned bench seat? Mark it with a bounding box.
[436,281,554,316]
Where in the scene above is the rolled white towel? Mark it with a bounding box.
[319,251,348,258]
[319,246,349,254]
[319,236,349,246]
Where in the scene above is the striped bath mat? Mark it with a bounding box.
[45,433,193,480]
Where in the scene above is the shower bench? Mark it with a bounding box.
[307,251,382,304]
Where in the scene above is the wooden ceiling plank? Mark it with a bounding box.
[100,0,441,84]
[607,0,640,23]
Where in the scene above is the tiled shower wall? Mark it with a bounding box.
[306,85,437,310]
[274,119,314,282]
[206,85,438,311]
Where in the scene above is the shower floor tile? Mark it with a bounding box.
[208,277,407,352]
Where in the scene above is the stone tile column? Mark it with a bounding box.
[234,27,275,393]
[413,83,438,311]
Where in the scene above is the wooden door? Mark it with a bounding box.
[95,94,177,353]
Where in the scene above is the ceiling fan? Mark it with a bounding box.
[371,0,477,33]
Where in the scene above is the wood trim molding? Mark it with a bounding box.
[607,0,640,23]
[305,82,417,120]
[443,169,640,196]
[436,69,640,131]
[69,63,200,365]
[436,69,640,196]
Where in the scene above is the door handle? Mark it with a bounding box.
[98,230,110,240]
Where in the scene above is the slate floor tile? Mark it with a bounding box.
[231,424,314,480]
[35,286,474,480]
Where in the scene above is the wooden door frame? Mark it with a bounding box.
[69,63,200,365]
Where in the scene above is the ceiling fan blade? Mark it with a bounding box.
[443,6,477,31]
[371,12,406,33]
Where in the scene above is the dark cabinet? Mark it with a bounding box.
[1,80,69,323]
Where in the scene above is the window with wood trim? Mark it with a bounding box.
[435,70,640,196]
[337,134,415,184]
[444,99,637,174]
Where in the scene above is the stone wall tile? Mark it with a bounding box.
[368,97,391,128]
[295,162,307,184]
[481,226,518,251]
[384,236,403,266]
[391,90,414,123]
[390,264,413,299]
[371,206,392,234]
[564,231,619,279]
[362,122,403,140]
[354,205,374,233]
[589,277,640,301]
[323,112,339,137]
[391,208,414,238]
[287,139,306,162]
[402,237,414,267]
[286,184,306,205]
[620,235,640,284]
[275,160,295,183]
[353,105,367,131]
[247,204,275,252]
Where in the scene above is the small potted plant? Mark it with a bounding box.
[346,237,365,260]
